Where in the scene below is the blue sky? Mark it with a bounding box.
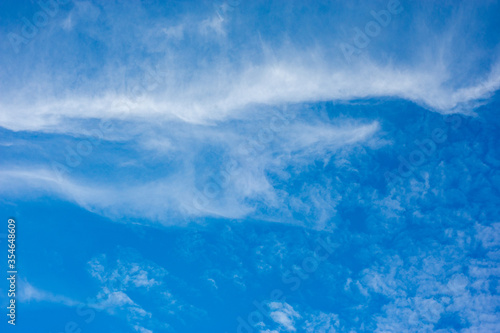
[1,0,500,332]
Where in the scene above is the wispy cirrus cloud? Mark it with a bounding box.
[1,2,499,228]
[0,114,379,224]
[1,1,500,134]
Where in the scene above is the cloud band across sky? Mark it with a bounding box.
[1,1,500,332]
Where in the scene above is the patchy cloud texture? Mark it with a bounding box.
[0,0,499,332]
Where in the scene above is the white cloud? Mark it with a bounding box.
[87,255,166,291]
[17,281,78,307]
[85,251,174,332]
[92,289,136,313]
[134,326,153,333]
[268,302,301,332]
[1,0,499,228]
[0,116,379,225]
[303,312,340,333]
[355,224,500,332]
[1,60,498,134]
